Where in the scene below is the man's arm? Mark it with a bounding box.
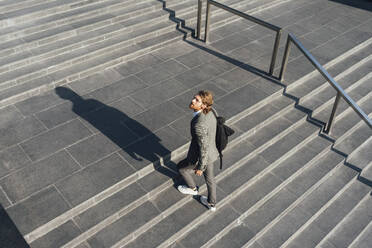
[195,122,209,171]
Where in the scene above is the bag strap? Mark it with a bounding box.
[211,107,219,118]
[219,153,223,170]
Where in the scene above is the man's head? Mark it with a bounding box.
[189,90,213,114]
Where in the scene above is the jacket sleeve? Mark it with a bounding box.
[195,122,209,171]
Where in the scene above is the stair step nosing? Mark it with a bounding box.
[159,131,335,248]
[0,31,185,108]
[212,150,341,248]
[0,0,157,41]
[117,130,320,248]
[279,175,369,248]
[284,39,372,93]
[278,123,372,246]
[348,207,372,248]
[0,17,191,88]
[0,2,163,57]
[23,141,189,243]
[0,0,149,28]
[199,141,335,248]
[167,83,372,248]
[315,192,372,248]
[293,55,372,105]
[0,0,275,74]
[249,165,360,248]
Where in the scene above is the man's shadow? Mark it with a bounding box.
[55,86,179,181]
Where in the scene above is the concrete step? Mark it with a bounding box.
[221,160,356,248]
[206,121,371,248]
[0,10,170,74]
[175,136,336,248]
[0,0,154,42]
[0,0,46,13]
[261,101,372,248]
[0,0,280,75]
[0,0,268,58]
[0,0,158,29]
[179,0,291,34]
[0,0,293,108]
[279,166,372,248]
[109,124,324,248]
[333,110,372,156]
[348,136,372,174]
[0,0,163,58]
[275,24,372,85]
[256,174,371,248]
[173,70,372,248]
[0,30,185,107]
[285,43,372,102]
[348,217,372,248]
[0,18,175,89]
[0,0,97,28]
[113,63,372,247]
[123,88,371,248]
[315,176,372,248]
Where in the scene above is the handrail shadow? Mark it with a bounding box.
[157,0,195,39]
[55,87,180,185]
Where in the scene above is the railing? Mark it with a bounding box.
[196,1,372,135]
[279,33,372,134]
[196,0,282,76]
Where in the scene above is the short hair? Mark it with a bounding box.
[198,90,213,114]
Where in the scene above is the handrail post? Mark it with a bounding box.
[204,0,211,43]
[269,29,282,76]
[197,0,203,39]
[279,35,291,81]
[324,92,341,134]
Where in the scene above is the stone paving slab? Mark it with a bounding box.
[0,145,30,179]
[19,119,92,162]
[0,150,80,203]
[0,186,11,208]
[179,204,240,247]
[87,201,160,248]
[257,207,313,248]
[29,220,81,248]
[320,188,372,248]
[55,153,135,207]
[75,182,147,232]
[6,186,70,235]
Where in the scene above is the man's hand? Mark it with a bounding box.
[195,170,203,176]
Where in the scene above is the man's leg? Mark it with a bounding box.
[203,163,216,205]
[178,159,198,194]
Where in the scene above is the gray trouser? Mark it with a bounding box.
[178,159,216,205]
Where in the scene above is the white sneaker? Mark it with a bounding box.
[200,196,216,211]
[177,185,198,195]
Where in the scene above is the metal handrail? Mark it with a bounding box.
[197,0,282,76]
[279,33,372,134]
